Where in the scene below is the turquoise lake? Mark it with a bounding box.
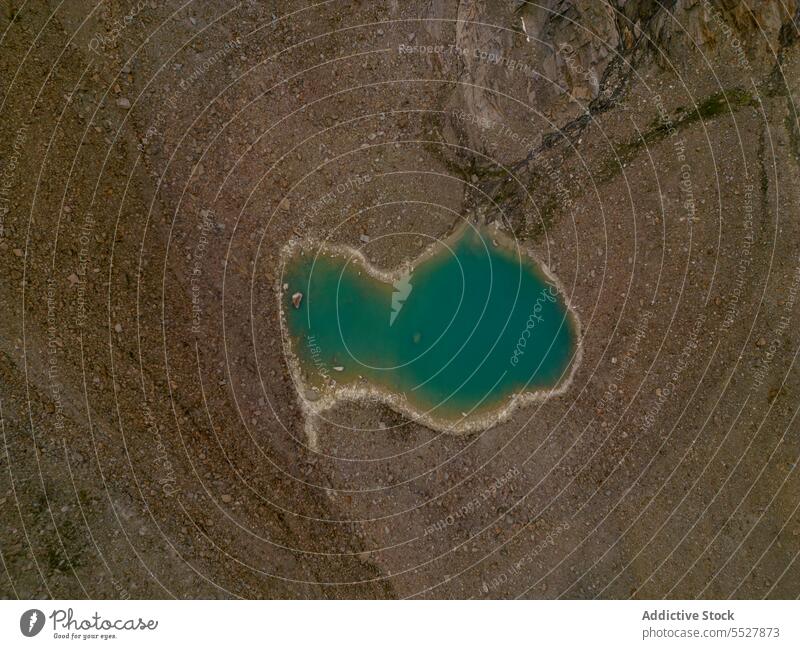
[283,227,578,423]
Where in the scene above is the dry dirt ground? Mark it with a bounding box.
[1,0,800,599]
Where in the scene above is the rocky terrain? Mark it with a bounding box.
[1,0,800,598]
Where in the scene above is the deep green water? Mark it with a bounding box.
[284,227,578,423]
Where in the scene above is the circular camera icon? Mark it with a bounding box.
[20,609,45,637]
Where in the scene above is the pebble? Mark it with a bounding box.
[221,494,232,503]
[117,97,131,109]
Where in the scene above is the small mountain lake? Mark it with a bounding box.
[281,225,579,430]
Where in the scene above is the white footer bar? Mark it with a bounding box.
[1,600,797,648]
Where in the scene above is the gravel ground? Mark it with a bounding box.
[1,0,799,599]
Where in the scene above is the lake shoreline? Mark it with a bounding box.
[277,220,584,450]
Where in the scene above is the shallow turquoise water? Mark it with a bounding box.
[284,227,578,422]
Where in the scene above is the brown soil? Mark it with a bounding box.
[1,0,799,599]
